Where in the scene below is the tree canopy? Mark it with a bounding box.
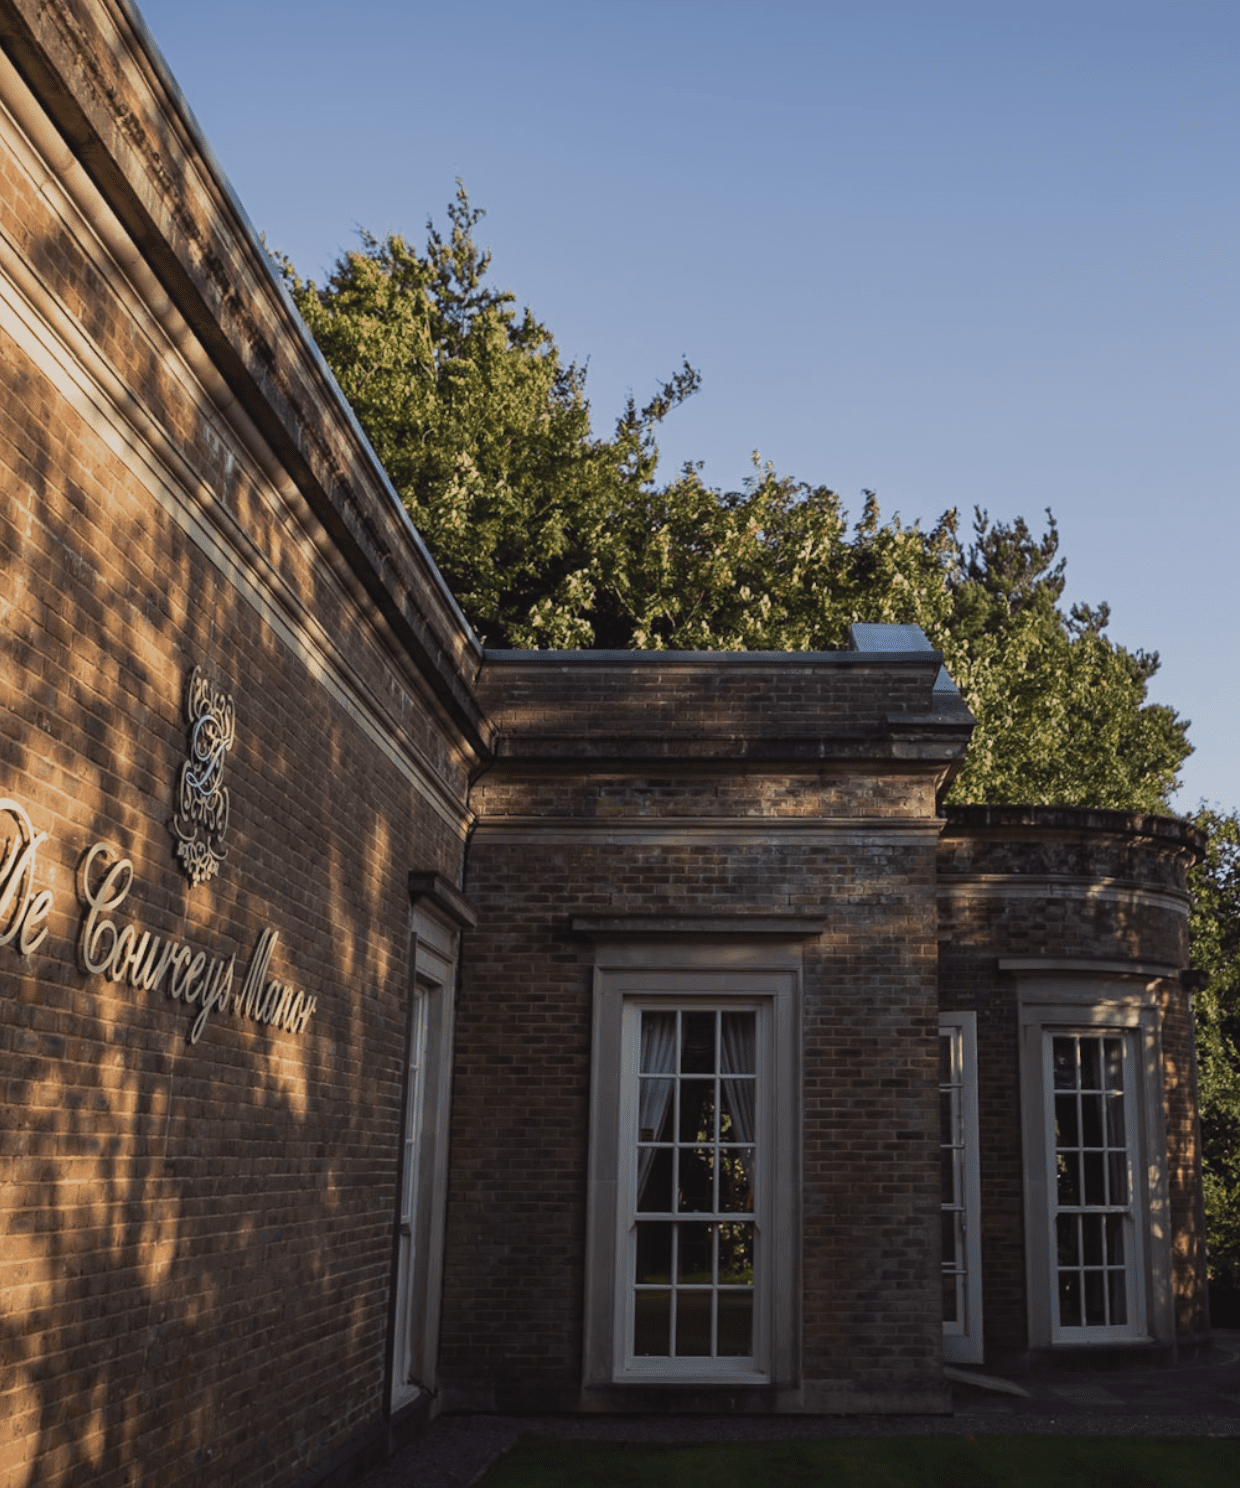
[1190,809,1240,1290]
[279,186,1190,814]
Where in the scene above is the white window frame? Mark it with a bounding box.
[939,1011,983,1363]
[390,897,463,1412]
[1016,974,1174,1350]
[582,940,801,1390]
[1039,1028,1146,1343]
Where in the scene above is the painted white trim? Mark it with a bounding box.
[939,1012,983,1363]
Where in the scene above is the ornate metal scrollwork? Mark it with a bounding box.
[170,666,235,887]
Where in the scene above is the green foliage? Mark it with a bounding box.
[936,511,1190,812]
[1189,808,1240,1287]
[278,188,1189,812]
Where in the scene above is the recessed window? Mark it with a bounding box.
[393,983,430,1394]
[1045,1031,1143,1340]
[1016,975,1174,1351]
[581,949,800,1391]
[939,1012,982,1362]
[391,889,473,1411]
[622,1005,760,1371]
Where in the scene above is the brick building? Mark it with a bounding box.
[0,3,1209,1486]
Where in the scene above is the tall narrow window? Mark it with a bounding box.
[1045,1031,1143,1341]
[582,950,799,1392]
[1015,974,1173,1352]
[626,1007,758,1366]
[394,985,429,1392]
[939,1011,982,1362]
[392,877,475,1412]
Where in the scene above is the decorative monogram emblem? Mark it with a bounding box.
[171,666,235,887]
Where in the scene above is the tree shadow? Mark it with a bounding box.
[1,215,445,1484]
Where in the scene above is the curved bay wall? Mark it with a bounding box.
[938,805,1208,1361]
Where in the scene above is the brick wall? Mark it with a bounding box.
[442,655,966,1413]
[0,7,477,1483]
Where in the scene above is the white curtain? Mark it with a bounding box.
[720,1012,756,1149]
[638,1012,677,1205]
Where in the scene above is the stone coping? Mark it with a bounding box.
[943,804,1206,854]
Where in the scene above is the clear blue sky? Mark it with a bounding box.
[135,0,1238,815]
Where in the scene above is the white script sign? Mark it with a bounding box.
[1,795,317,1044]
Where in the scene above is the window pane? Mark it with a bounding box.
[1056,1213,1079,1267]
[1103,1038,1124,1092]
[941,1143,959,1207]
[676,1290,712,1356]
[638,1078,674,1143]
[1055,1094,1078,1148]
[1057,1150,1081,1206]
[1082,1214,1103,1266]
[942,1209,963,1271]
[1053,1038,1077,1090]
[720,1012,755,1074]
[1108,1268,1128,1326]
[636,1223,672,1283]
[679,1080,716,1143]
[719,1077,756,1146]
[1080,1038,1102,1092]
[1081,1094,1103,1149]
[942,1269,959,1324]
[634,1290,670,1356]
[680,1012,715,1073]
[637,1147,673,1213]
[1083,1152,1106,1207]
[678,1149,715,1213]
[1084,1269,1106,1326]
[717,1291,753,1357]
[1107,1149,1128,1206]
[1058,1271,1081,1327]
[1105,1092,1126,1148]
[678,1222,714,1284]
[717,1222,753,1285]
[719,1149,754,1214]
[640,1011,678,1073]
[940,1089,956,1147]
[1105,1214,1126,1266]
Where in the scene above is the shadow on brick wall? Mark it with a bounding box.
[2,324,407,1484]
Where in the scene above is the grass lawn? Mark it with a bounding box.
[476,1432,1240,1488]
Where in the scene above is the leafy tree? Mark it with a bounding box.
[1189,809,1240,1291]
[278,189,1189,812]
[935,511,1189,812]
[278,187,697,648]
